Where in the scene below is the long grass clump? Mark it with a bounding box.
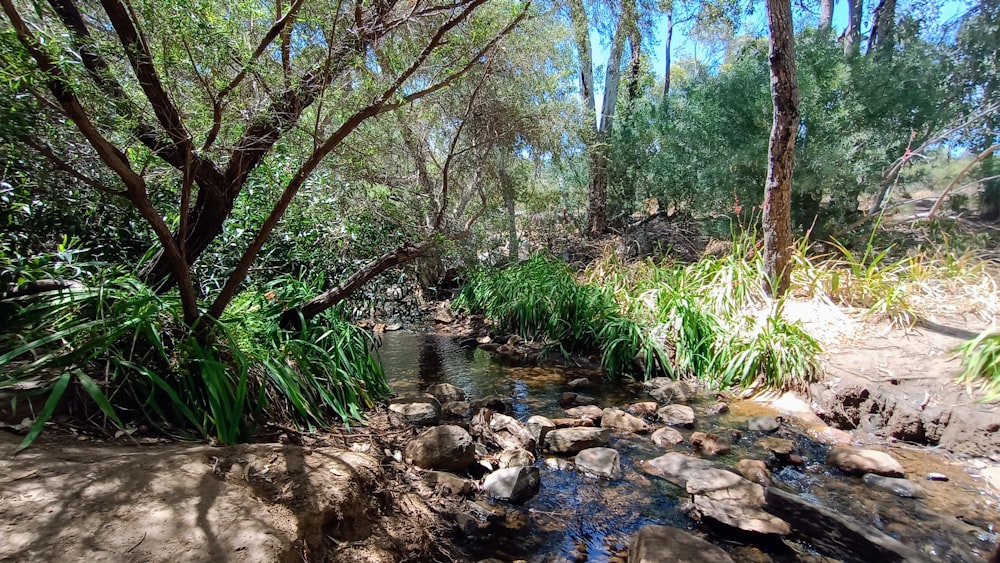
[954,331,1000,402]
[584,235,821,391]
[0,251,387,449]
[454,254,667,377]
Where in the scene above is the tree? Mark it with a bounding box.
[867,0,897,56]
[953,0,1000,219]
[275,16,573,326]
[819,0,834,31]
[844,0,863,58]
[2,0,531,327]
[763,0,800,297]
[568,0,640,234]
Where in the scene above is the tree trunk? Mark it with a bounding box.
[586,148,610,234]
[979,144,1000,221]
[763,0,800,298]
[867,0,896,56]
[567,0,597,125]
[504,189,519,262]
[844,0,863,58]
[626,30,642,103]
[819,0,834,31]
[663,11,674,97]
[278,242,432,329]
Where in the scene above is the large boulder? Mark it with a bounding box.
[575,447,622,479]
[638,452,717,486]
[862,474,926,498]
[560,392,598,407]
[441,401,471,418]
[658,404,696,427]
[389,394,441,426]
[426,383,466,404]
[628,525,735,563]
[526,415,556,444]
[747,416,780,433]
[544,427,612,455]
[763,487,930,562]
[827,446,904,477]
[690,432,731,457]
[498,448,536,469]
[628,401,660,417]
[647,380,694,404]
[423,471,472,496]
[639,453,789,536]
[565,405,605,421]
[737,459,771,486]
[404,425,476,471]
[601,408,650,433]
[482,466,541,504]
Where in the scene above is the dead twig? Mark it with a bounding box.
[126,532,146,553]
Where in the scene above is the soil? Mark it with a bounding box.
[0,422,456,563]
[807,313,1000,458]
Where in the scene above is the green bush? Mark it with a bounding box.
[455,254,667,377]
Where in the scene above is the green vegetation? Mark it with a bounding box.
[456,248,822,391]
[955,332,1000,403]
[0,245,386,449]
[1,0,998,445]
[454,255,667,377]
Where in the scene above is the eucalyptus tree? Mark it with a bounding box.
[953,0,1000,219]
[1,0,532,326]
[566,0,642,234]
[763,0,799,297]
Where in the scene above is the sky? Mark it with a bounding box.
[587,0,972,116]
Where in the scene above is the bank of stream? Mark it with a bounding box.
[379,329,1000,562]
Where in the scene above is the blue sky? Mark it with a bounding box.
[586,0,971,116]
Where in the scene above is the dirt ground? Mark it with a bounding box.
[806,312,1000,458]
[0,432,450,563]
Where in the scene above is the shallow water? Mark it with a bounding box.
[379,330,1000,562]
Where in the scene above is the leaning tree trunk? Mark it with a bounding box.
[278,242,432,330]
[763,0,800,298]
[663,9,674,97]
[867,0,897,56]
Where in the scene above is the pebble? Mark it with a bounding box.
[926,472,949,482]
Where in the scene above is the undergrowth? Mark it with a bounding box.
[0,247,387,449]
[453,255,668,377]
[459,227,996,394]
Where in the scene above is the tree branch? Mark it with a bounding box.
[203,0,307,150]
[100,0,192,151]
[208,0,526,319]
[21,137,127,197]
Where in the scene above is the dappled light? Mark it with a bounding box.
[1,0,998,560]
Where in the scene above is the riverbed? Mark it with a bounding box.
[379,329,1000,562]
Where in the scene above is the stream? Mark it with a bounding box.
[378,329,1000,562]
